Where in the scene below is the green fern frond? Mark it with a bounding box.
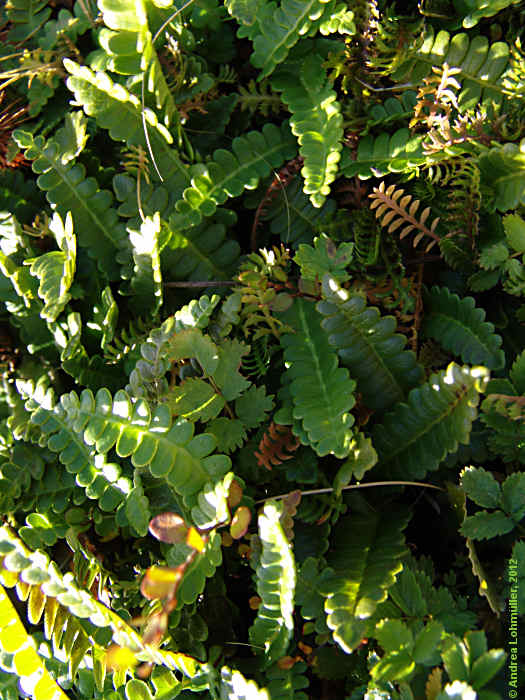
[340,128,426,180]
[364,91,418,134]
[13,129,125,281]
[393,29,511,110]
[98,0,179,128]
[459,0,522,29]
[249,500,295,665]
[17,381,136,528]
[478,138,525,212]
[0,525,209,681]
[238,0,336,79]
[20,379,230,509]
[0,584,69,700]
[372,363,490,480]
[26,211,75,322]
[256,176,337,248]
[237,78,283,118]
[276,298,356,458]
[63,60,190,193]
[169,122,297,231]
[166,209,240,281]
[320,508,410,653]
[272,54,343,207]
[126,212,163,315]
[317,275,423,413]
[422,286,505,370]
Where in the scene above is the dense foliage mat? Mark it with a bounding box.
[0,0,524,697]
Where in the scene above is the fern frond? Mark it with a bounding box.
[21,380,230,510]
[369,181,441,253]
[442,158,481,263]
[478,139,525,212]
[13,129,126,281]
[220,667,270,700]
[169,122,297,231]
[372,363,490,480]
[255,422,300,470]
[63,60,190,193]
[277,298,356,458]
[237,78,283,118]
[98,0,179,128]
[422,286,505,370]
[364,91,418,134]
[317,275,423,413]
[459,0,521,29]
[25,211,76,323]
[340,128,426,180]
[242,0,336,79]
[103,315,151,363]
[393,28,512,110]
[410,63,462,128]
[0,583,70,700]
[126,212,163,316]
[249,500,295,665]
[272,54,343,207]
[165,209,240,282]
[0,525,209,680]
[320,508,410,653]
[255,175,337,249]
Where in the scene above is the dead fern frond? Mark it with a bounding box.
[254,422,300,471]
[410,63,461,129]
[369,181,441,252]
[423,109,492,156]
[0,91,29,169]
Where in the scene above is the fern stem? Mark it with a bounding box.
[256,480,444,503]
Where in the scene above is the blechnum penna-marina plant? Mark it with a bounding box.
[0,0,524,697]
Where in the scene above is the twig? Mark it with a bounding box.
[255,480,444,504]
[163,280,235,288]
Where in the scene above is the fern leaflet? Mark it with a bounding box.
[372,363,489,480]
[249,500,295,665]
[317,276,423,413]
[320,508,410,653]
[272,54,343,207]
[422,286,505,370]
[276,298,356,458]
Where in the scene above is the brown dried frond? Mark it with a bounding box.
[178,89,218,121]
[411,63,461,129]
[254,422,300,471]
[369,181,441,252]
[423,109,492,156]
[0,91,29,169]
